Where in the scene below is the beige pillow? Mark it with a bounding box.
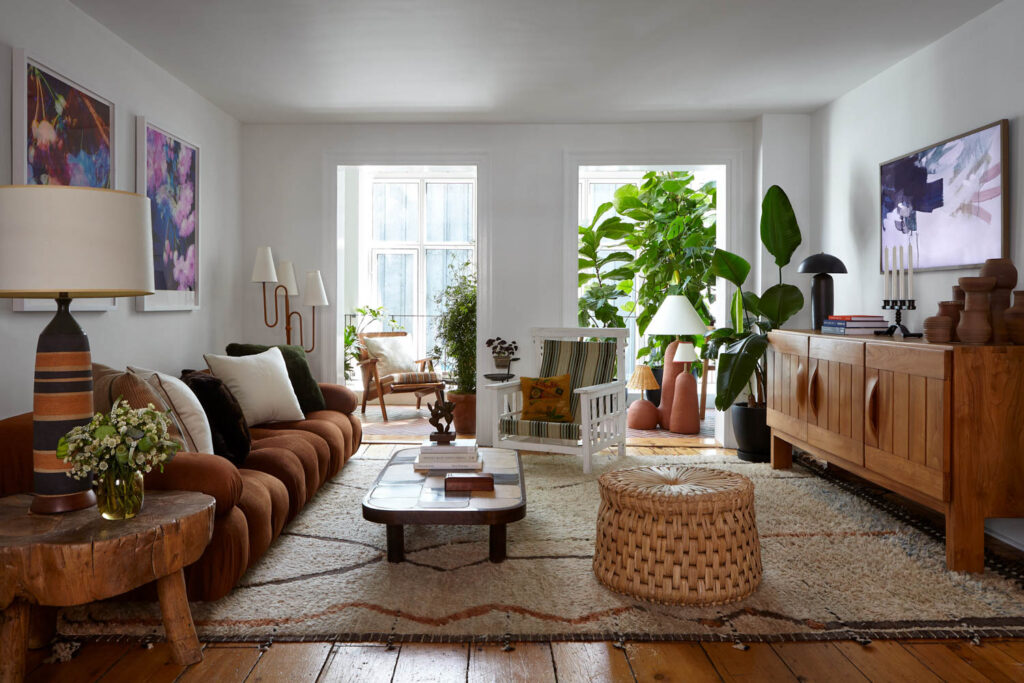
[204,347,304,426]
[363,336,418,378]
[129,366,215,454]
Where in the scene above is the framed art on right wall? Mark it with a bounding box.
[880,119,1009,272]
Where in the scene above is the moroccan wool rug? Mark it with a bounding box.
[61,446,1024,643]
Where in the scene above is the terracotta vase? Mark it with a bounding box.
[1005,290,1024,344]
[980,258,1018,344]
[448,392,476,436]
[937,301,964,342]
[957,276,996,345]
[953,285,965,305]
[923,315,953,344]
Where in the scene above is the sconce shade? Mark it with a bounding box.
[251,246,278,283]
[302,270,329,307]
[673,341,699,363]
[277,260,299,296]
[627,365,660,391]
[0,186,154,298]
[645,295,706,336]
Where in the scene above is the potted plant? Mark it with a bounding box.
[485,337,518,371]
[57,398,181,519]
[433,266,477,435]
[704,185,804,462]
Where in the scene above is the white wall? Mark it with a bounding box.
[811,0,1024,547]
[0,0,243,418]
[241,122,755,444]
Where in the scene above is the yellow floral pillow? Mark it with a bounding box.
[520,374,572,422]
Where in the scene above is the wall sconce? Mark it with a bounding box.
[252,247,329,352]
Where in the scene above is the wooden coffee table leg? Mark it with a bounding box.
[156,569,203,665]
[1,601,29,683]
[489,523,507,563]
[386,524,404,562]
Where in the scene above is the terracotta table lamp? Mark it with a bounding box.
[669,341,701,434]
[644,295,706,434]
[0,186,154,513]
[626,365,661,430]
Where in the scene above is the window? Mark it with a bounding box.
[359,166,476,362]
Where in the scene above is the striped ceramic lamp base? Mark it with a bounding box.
[31,296,96,514]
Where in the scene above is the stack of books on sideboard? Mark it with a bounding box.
[821,315,888,335]
[414,445,482,472]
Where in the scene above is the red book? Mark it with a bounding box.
[828,315,886,321]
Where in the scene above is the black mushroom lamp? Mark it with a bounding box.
[798,253,847,329]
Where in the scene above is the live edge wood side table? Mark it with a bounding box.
[0,490,215,682]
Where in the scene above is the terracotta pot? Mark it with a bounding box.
[953,285,965,305]
[923,315,953,344]
[1005,290,1024,344]
[957,276,996,345]
[448,392,476,436]
[936,301,964,342]
[980,258,1018,344]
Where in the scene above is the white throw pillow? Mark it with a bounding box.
[204,347,305,426]
[128,366,216,454]
[363,335,418,378]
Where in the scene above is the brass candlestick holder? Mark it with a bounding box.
[876,299,922,338]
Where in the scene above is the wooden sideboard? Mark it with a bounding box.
[766,329,1024,573]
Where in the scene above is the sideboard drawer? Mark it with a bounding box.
[766,334,808,441]
[806,337,864,466]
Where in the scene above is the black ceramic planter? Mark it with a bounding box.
[731,403,770,462]
[645,366,664,405]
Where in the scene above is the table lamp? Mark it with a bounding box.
[626,365,660,430]
[797,252,847,329]
[0,186,154,513]
[645,294,706,434]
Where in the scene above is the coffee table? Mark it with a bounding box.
[362,446,526,563]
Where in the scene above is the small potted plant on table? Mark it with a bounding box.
[485,337,519,379]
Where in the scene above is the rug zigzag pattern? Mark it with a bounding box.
[60,448,1024,642]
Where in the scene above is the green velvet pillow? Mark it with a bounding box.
[225,343,327,414]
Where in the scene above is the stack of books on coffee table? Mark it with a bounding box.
[413,445,482,472]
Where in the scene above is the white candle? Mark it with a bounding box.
[898,246,905,301]
[908,243,914,300]
[884,247,890,300]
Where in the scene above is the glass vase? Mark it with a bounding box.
[94,470,145,520]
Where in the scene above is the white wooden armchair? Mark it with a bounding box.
[486,327,628,474]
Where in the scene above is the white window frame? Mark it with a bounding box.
[359,167,477,360]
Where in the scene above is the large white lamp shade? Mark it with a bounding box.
[0,186,154,297]
[277,260,299,296]
[251,246,278,283]
[645,295,706,336]
[302,270,329,307]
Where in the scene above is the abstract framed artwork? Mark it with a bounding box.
[135,116,200,312]
[10,48,117,312]
[880,119,1009,272]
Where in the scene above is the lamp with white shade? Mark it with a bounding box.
[644,294,706,435]
[251,247,329,351]
[0,186,154,513]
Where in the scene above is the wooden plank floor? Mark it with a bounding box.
[26,638,1024,682]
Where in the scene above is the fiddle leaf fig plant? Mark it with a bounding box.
[705,185,804,410]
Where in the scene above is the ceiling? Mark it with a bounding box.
[71,0,998,124]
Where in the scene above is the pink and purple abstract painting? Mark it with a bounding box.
[25,63,111,187]
[881,120,1006,271]
[146,125,197,293]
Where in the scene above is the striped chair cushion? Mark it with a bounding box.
[385,371,441,385]
[499,416,581,441]
[538,339,617,422]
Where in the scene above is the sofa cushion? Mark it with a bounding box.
[184,506,248,602]
[253,417,347,478]
[226,343,327,414]
[144,451,242,518]
[205,348,305,426]
[243,447,307,521]
[319,383,358,414]
[236,470,274,564]
[92,364,186,447]
[129,366,215,454]
[253,433,326,489]
[239,469,288,540]
[180,371,252,466]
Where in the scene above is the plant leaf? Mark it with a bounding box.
[760,185,802,268]
[758,283,804,327]
[731,289,745,333]
[710,249,750,287]
[742,291,762,319]
[714,333,768,410]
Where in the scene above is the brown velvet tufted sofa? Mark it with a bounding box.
[0,375,362,602]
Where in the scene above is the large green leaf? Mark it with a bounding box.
[758,283,804,328]
[760,185,802,268]
[742,291,762,319]
[714,333,768,410]
[596,251,634,268]
[710,249,750,287]
[586,202,614,230]
[731,289,745,333]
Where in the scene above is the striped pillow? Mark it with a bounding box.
[538,340,617,422]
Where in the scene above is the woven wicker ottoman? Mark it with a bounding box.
[593,465,761,605]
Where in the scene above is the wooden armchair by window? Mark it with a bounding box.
[358,331,444,421]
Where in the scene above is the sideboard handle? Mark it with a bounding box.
[866,375,879,439]
[808,363,819,419]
